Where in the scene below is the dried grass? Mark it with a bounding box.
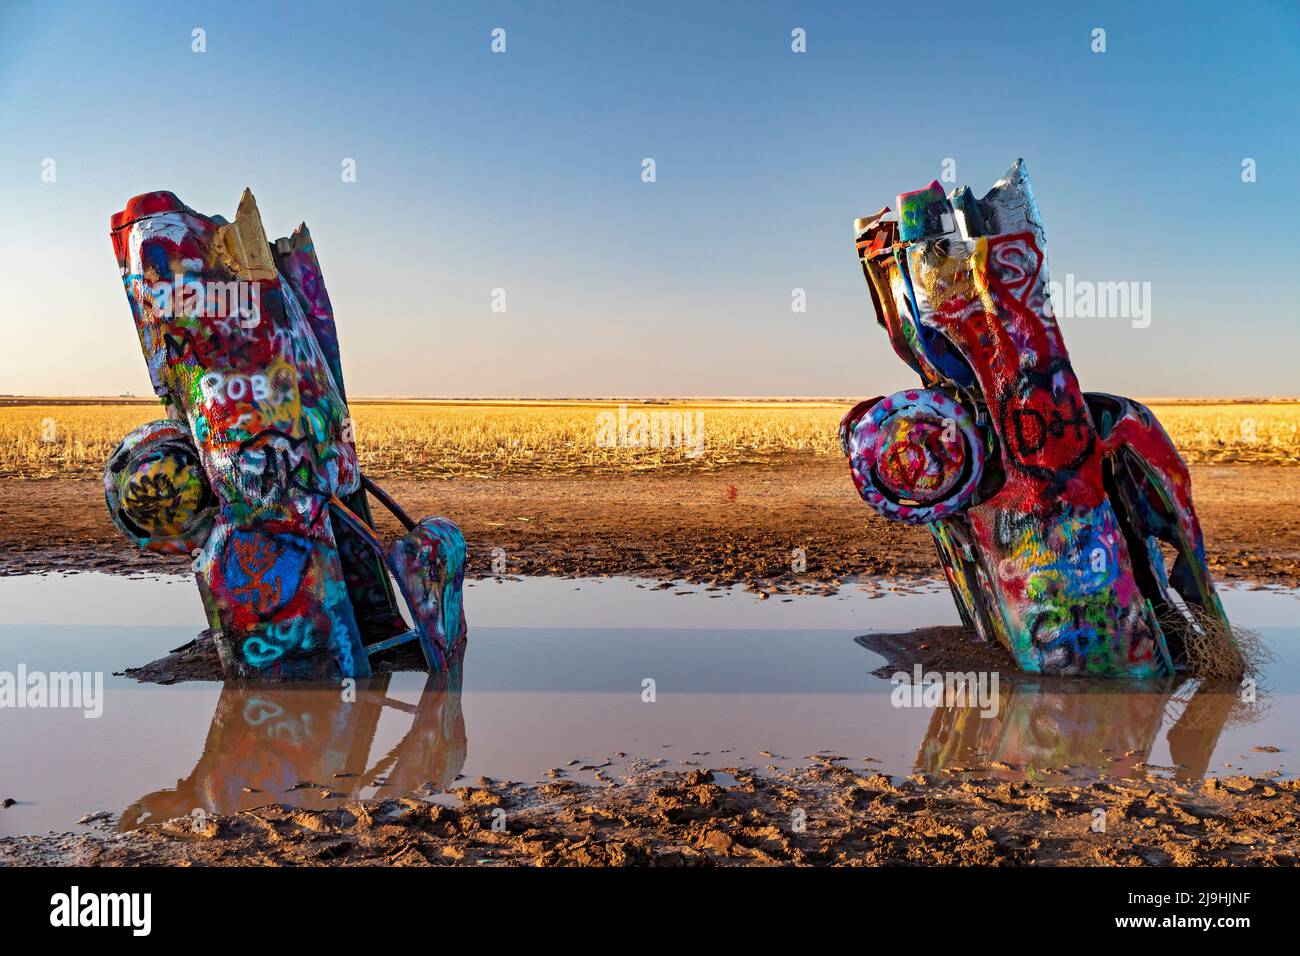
[0,400,1296,480]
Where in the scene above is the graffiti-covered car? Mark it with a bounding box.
[106,190,465,680]
[841,160,1231,678]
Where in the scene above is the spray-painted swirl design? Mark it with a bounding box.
[106,189,467,680]
[847,161,1232,677]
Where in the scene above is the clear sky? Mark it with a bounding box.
[1,0,1296,398]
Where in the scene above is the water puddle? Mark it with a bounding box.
[0,573,1295,836]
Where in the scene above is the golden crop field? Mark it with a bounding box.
[0,399,1297,480]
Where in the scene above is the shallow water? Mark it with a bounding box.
[0,573,1295,836]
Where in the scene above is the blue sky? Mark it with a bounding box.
[1,0,1296,397]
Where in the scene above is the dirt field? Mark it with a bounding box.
[3,458,1299,587]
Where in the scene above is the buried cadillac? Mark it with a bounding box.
[840,160,1234,678]
[104,189,466,681]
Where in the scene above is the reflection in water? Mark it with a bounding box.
[119,664,465,831]
[1164,684,1244,778]
[113,622,1263,832]
[912,675,1244,781]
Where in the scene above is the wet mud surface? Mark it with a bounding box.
[3,460,1297,866]
[3,460,1299,588]
[4,765,1297,867]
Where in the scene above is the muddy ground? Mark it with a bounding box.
[2,459,1299,587]
[4,765,1297,867]
[1,459,1297,866]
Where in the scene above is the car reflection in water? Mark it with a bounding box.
[119,660,466,831]
[859,631,1250,781]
